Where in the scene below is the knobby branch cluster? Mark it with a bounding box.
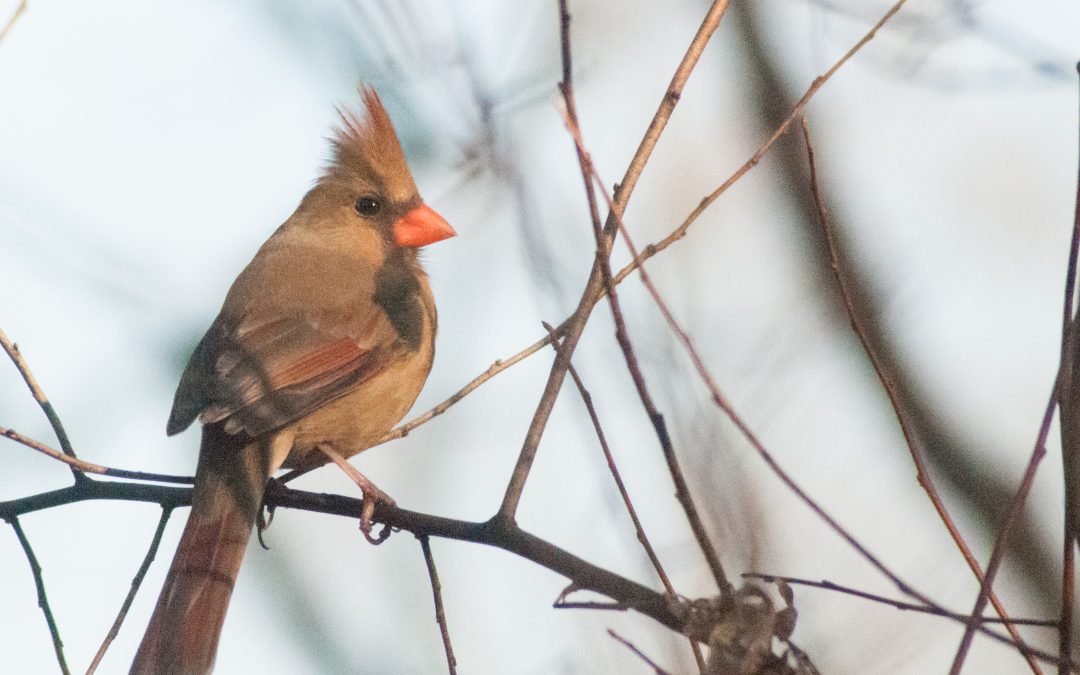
[3,1,1076,673]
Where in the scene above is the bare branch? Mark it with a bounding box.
[745,573,1057,628]
[86,508,175,674]
[1,327,84,482]
[496,0,732,522]
[8,516,69,675]
[607,629,673,675]
[1,426,192,484]
[612,0,911,287]
[610,0,733,222]
[1058,62,1080,675]
[0,0,26,45]
[542,321,676,597]
[799,117,1039,674]
[552,0,730,594]
[420,536,457,675]
[555,64,1050,673]
[557,104,730,594]
[951,66,1080,670]
[949,386,1057,672]
[375,330,555,446]
[0,479,690,638]
[363,0,905,466]
[2,456,1073,670]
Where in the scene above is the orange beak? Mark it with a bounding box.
[393,203,456,248]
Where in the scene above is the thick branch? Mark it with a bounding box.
[0,478,687,636]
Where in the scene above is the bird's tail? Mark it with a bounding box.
[131,427,276,675]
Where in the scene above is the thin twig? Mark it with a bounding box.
[690,640,706,675]
[374,330,555,446]
[558,0,605,245]
[951,63,1080,673]
[0,0,26,45]
[550,2,682,602]
[496,0,732,521]
[744,573,1057,628]
[557,71,1050,673]
[554,600,627,611]
[612,0,910,288]
[542,321,676,597]
[607,0,733,229]
[1,328,85,483]
[544,320,708,675]
[356,0,906,464]
[1058,61,1080,675]
[607,629,673,675]
[949,386,1057,673]
[1063,535,1075,675]
[1,426,192,484]
[420,536,457,675]
[554,0,730,595]
[544,118,1075,665]
[555,101,730,595]
[799,117,1040,674]
[86,507,174,675]
[8,516,69,675]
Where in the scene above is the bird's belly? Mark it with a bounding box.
[281,349,431,471]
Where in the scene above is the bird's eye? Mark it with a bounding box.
[354,195,382,217]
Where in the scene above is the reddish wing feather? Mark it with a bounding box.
[196,314,398,436]
[270,337,366,389]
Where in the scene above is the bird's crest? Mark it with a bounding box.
[326,86,417,202]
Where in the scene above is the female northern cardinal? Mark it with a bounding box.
[131,87,455,674]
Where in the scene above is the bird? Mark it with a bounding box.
[131,86,455,675]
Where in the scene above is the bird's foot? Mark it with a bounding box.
[316,443,395,545]
[255,478,282,550]
[358,485,395,545]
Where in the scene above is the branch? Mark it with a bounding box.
[949,384,1057,672]
[555,43,1057,674]
[374,330,555,447]
[609,0,733,221]
[0,0,26,45]
[1,328,84,483]
[612,0,910,287]
[553,0,728,596]
[1,426,192,484]
[8,516,69,675]
[0,478,692,638]
[420,536,457,675]
[369,0,894,465]
[555,102,729,594]
[744,573,1057,628]
[542,321,676,597]
[608,629,673,675]
[746,575,1066,670]
[86,508,174,674]
[799,117,1039,674]
[496,0,732,521]
[266,482,691,634]
[1059,61,1080,675]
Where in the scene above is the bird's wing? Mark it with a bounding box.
[167,305,403,438]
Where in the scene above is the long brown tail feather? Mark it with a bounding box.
[131,427,274,675]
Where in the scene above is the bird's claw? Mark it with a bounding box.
[359,488,395,545]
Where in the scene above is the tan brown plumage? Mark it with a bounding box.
[131,87,454,675]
